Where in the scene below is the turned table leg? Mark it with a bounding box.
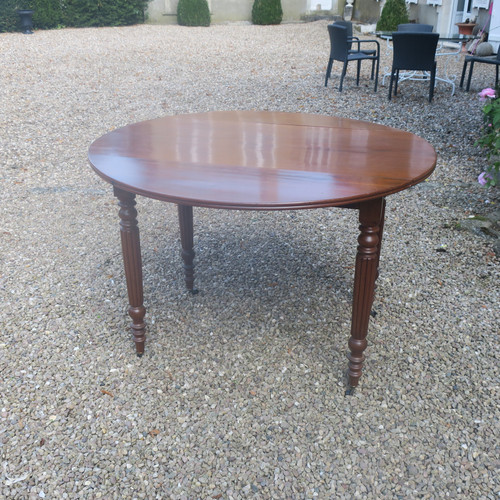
[178,204,197,293]
[346,198,385,394]
[375,198,386,281]
[114,187,146,355]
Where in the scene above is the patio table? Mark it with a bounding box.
[377,31,478,95]
[88,111,436,393]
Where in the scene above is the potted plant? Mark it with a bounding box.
[456,22,476,36]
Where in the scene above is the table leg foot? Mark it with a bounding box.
[347,198,384,389]
[130,305,146,353]
[114,187,147,353]
[345,386,356,396]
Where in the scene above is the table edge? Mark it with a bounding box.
[89,160,437,210]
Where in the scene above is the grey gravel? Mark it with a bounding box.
[1,21,499,499]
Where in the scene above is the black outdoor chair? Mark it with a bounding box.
[325,24,380,91]
[335,20,377,79]
[460,48,500,91]
[388,32,440,102]
[397,23,433,32]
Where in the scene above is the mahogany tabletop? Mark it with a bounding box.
[88,111,437,210]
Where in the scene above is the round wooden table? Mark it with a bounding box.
[89,111,436,392]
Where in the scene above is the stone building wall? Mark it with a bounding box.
[147,0,329,25]
[352,0,381,24]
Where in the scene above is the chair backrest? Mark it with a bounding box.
[392,32,439,71]
[334,20,354,50]
[397,23,433,32]
[328,24,349,63]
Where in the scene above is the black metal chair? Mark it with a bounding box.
[325,24,380,91]
[397,23,433,32]
[460,48,500,91]
[388,32,439,102]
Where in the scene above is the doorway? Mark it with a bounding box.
[455,0,474,24]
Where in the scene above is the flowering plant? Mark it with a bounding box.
[476,87,500,187]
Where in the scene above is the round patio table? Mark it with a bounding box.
[88,111,436,392]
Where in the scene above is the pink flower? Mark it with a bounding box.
[479,88,496,101]
[478,172,491,185]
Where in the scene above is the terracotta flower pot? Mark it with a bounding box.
[456,22,476,36]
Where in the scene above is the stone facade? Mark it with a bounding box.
[146,0,498,39]
[147,0,341,24]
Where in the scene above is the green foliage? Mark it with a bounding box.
[476,88,500,187]
[0,0,35,32]
[375,0,409,31]
[252,0,283,25]
[0,0,20,33]
[0,0,148,32]
[177,0,210,27]
[18,0,35,8]
[33,0,62,29]
[63,0,148,28]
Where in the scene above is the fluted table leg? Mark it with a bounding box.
[114,187,146,355]
[178,204,197,293]
[375,198,386,281]
[347,198,385,393]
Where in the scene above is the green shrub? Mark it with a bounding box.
[0,0,148,31]
[62,0,101,27]
[177,0,210,27]
[0,0,34,32]
[63,0,148,28]
[476,88,500,187]
[33,0,62,29]
[0,0,19,32]
[376,0,409,31]
[252,0,283,25]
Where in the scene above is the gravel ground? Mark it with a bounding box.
[0,21,499,499]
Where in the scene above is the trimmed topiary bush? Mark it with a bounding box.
[252,0,283,25]
[376,0,409,31]
[177,0,210,27]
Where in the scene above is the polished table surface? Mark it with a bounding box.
[89,111,437,392]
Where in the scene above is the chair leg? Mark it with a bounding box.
[325,58,333,87]
[356,59,361,86]
[466,61,475,92]
[429,64,436,103]
[460,61,468,88]
[339,61,348,92]
[496,65,499,88]
[373,57,379,92]
[370,58,375,80]
[388,69,395,100]
[394,69,400,96]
